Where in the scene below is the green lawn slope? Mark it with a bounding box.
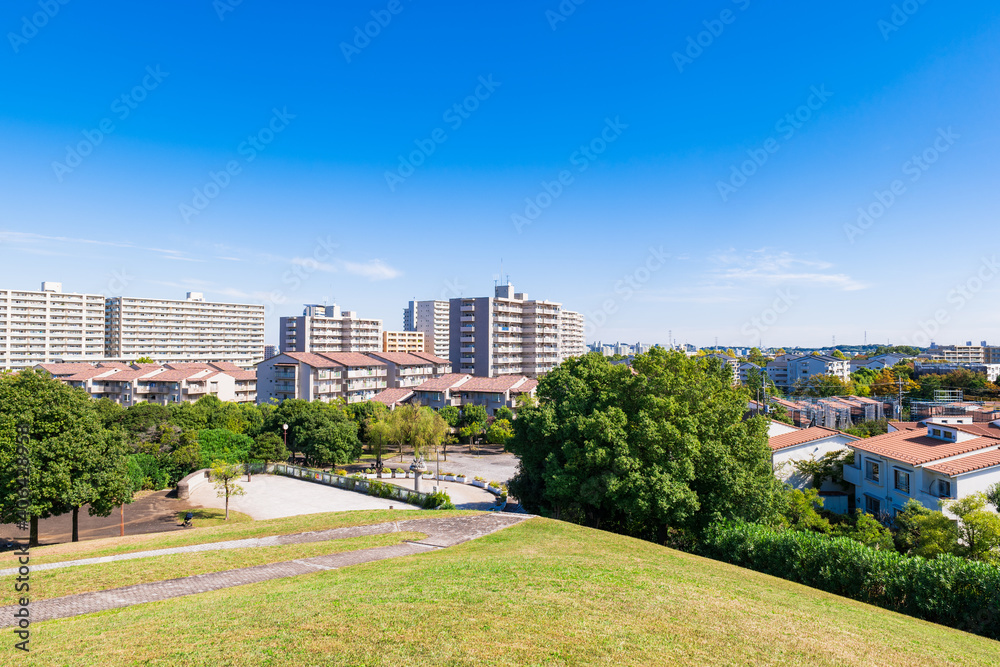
[25,516,1000,666]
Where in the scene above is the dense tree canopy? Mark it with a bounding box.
[508,349,784,542]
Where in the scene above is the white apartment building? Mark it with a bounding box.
[558,309,586,362]
[105,292,264,368]
[367,351,452,388]
[767,354,850,392]
[280,304,381,355]
[450,283,577,378]
[0,282,106,371]
[403,299,450,359]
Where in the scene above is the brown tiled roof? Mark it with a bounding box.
[887,421,924,432]
[209,361,244,371]
[511,378,538,394]
[459,376,528,393]
[164,363,212,370]
[850,430,1000,466]
[924,448,1000,476]
[100,369,163,382]
[371,388,414,406]
[279,352,344,369]
[414,374,470,392]
[769,427,852,452]
[366,352,430,366]
[318,353,386,367]
[145,370,202,382]
[97,362,132,370]
[36,363,97,376]
[409,351,451,365]
[228,370,257,381]
[66,368,120,381]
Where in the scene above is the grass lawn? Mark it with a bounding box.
[26,518,1000,666]
[176,508,254,528]
[1,509,478,567]
[9,531,426,603]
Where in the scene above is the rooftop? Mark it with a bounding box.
[850,429,1000,466]
[769,427,852,452]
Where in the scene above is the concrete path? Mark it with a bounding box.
[0,514,529,627]
[187,474,420,520]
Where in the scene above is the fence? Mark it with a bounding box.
[271,463,434,507]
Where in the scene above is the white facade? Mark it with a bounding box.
[842,419,1000,516]
[558,310,586,362]
[105,292,264,368]
[403,300,449,359]
[256,351,388,405]
[0,282,106,371]
[769,426,859,490]
[280,304,381,355]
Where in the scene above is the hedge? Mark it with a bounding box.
[698,521,1000,640]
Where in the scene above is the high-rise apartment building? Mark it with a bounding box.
[0,282,106,371]
[403,299,449,359]
[105,292,265,368]
[280,304,381,355]
[558,309,586,361]
[449,283,584,378]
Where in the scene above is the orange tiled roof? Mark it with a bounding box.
[769,427,852,451]
[371,388,415,406]
[511,378,538,394]
[414,374,471,392]
[366,352,432,366]
[409,351,451,365]
[459,376,528,393]
[850,429,1000,466]
[318,352,386,367]
[279,352,344,369]
[924,448,1000,476]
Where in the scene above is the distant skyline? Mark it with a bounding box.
[2,2,999,348]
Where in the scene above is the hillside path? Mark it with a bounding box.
[0,513,529,627]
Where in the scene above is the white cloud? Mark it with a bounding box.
[341,259,401,281]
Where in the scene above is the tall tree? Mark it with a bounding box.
[508,350,783,542]
[210,459,246,520]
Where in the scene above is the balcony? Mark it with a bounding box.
[461,315,475,323]
[841,465,860,487]
[460,336,475,343]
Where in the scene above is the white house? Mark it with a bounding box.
[768,425,860,514]
[842,417,1000,517]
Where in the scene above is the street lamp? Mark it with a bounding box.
[282,423,289,463]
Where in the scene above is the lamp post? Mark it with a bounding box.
[283,423,289,464]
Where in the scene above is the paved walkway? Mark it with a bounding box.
[0,514,529,627]
[187,474,421,520]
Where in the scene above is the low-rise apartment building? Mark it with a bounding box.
[842,417,1000,516]
[256,352,388,404]
[766,354,850,392]
[382,330,427,353]
[367,351,452,388]
[37,361,257,405]
[404,373,537,414]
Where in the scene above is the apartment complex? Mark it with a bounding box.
[0,282,106,371]
[37,361,257,405]
[402,299,449,359]
[368,351,451,388]
[379,373,538,414]
[279,304,381,355]
[449,283,584,378]
[382,330,426,353]
[105,292,265,368]
[256,352,388,404]
[921,342,1000,365]
[766,353,851,392]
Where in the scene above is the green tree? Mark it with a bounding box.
[495,406,515,423]
[508,350,783,541]
[133,356,156,364]
[460,404,489,451]
[831,349,847,360]
[348,400,389,444]
[210,459,246,520]
[198,428,253,469]
[438,405,460,428]
[986,483,1000,511]
[792,374,855,397]
[838,510,894,550]
[365,419,393,475]
[248,432,288,474]
[290,403,361,466]
[779,488,831,533]
[945,493,1000,563]
[0,370,134,545]
[486,418,514,446]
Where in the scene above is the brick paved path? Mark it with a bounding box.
[0,513,528,627]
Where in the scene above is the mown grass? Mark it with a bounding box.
[176,508,254,528]
[27,518,1000,666]
[1,509,478,566]
[7,531,425,603]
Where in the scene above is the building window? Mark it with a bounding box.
[865,460,880,483]
[932,428,941,437]
[864,495,881,515]
[894,470,910,495]
[934,479,952,498]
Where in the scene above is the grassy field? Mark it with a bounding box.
[2,509,475,566]
[177,508,254,528]
[8,531,426,603]
[24,516,1000,666]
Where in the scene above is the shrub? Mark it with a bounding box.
[699,520,1000,639]
[422,490,455,510]
[367,481,397,500]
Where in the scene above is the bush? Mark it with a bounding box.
[699,520,1000,639]
[367,480,397,500]
[422,490,455,510]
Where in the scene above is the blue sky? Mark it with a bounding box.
[1,1,999,348]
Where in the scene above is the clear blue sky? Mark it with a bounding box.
[2,1,998,348]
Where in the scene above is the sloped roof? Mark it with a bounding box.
[409,351,451,365]
[459,376,528,393]
[318,352,386,367]
[511,378,538,394]
[278,352,344,369]
[850,430,1000,466]
[371,388,414,406]
[414,374,471,392]
[36,363,97,376]
[769,427,852,452]
[924,448,1000,476]
[366,352,431,366]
